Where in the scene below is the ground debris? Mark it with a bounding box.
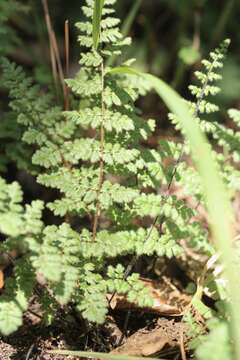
[108,277,191,316]
[101,316,124,347]
[111,318,188,357]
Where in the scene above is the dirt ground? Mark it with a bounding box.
[0,275,195,360]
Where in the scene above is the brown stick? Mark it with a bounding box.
[180,328,187,360]
[41,0,58,91]
[41,0,67,104]
[64,20,70,111]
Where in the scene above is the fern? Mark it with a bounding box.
[0,0,237,341]
[0,0,28,56]
[165,41,240,358]
[168,40,236,203]
[0,58,62,172]
[0,177,44,335]
[0,0,196,326]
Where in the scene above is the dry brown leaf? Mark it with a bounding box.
[108,277,191,316]
[110,318,188,357]
[111,327,171,356]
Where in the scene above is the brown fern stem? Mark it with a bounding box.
[92,60,105,240]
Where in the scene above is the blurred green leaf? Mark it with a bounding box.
[178,46,200,65]
[107,66,140,75]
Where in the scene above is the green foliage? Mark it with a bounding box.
[0,3,239,357]
[148,39,240,357]
[195,320,233,360]
[168,40,240,203]
[0,176,44,335]
[0,1,30,171]
[0,58,62,172]
[0,0,28,56]
[0,0,194,328]
[145,42,240,356]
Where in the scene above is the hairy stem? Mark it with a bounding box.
[92,60,105,240]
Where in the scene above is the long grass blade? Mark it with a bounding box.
[93,0,105,50]
[47,350,166,360]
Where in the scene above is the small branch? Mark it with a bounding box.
[180,328,187,360]
[64,20,70,111]
[92,60,105,240]
[41,0,66,104]
[25,336,40,360]
[41,0,58,91]
[25,343,36,360]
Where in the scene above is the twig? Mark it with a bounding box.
[116,310,131,347]
[41,0,58,92]
[50,27,65,89]
[41,0,66,103]
[25,344,35,360]
[25,343,35,360]
[64,20,70,111]
[27,308,43,320]
[180,328,187,360]
[25,337,40,360]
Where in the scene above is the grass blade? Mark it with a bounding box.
[107,66,140,76]
[47,350,166,360]
[93,0,105,50]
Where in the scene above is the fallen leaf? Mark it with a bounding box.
[111,327,170,356]
[108,277,191,316]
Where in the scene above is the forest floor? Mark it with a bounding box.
[0,236,205,360]
[0,278,193,360]
[1,180,240,360]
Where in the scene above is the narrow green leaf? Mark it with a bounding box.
[93,0,105,50]
[107,66,140,76]
[47,350,165,360]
